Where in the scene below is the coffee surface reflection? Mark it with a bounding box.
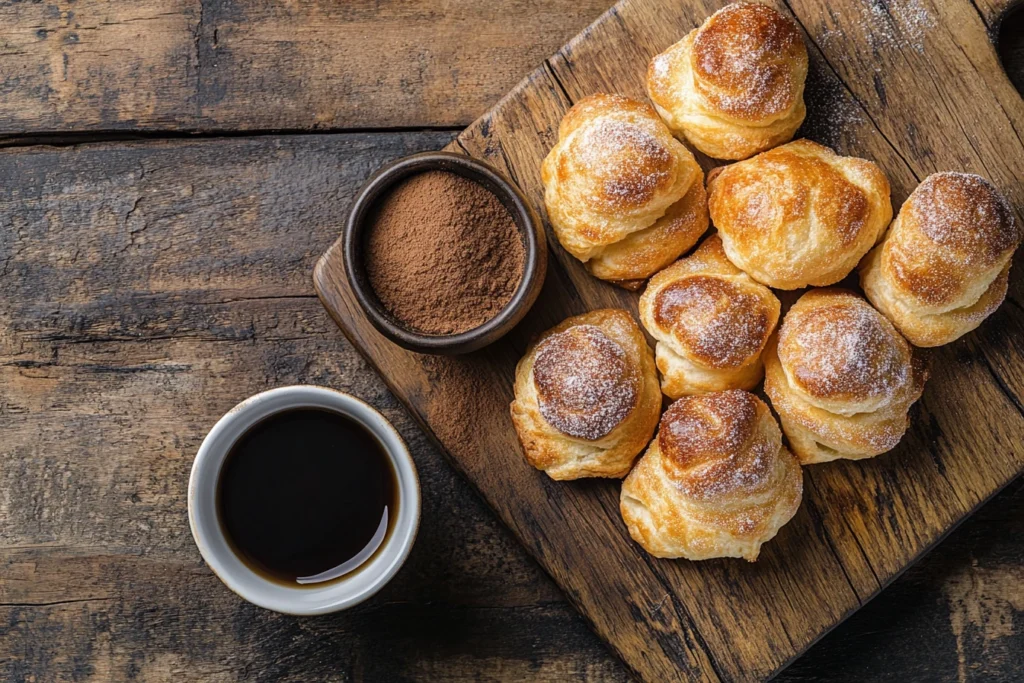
[217,407,397,586]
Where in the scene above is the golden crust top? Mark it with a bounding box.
[710,140,870,246]
[708,139,892,289]
[620,387,803,560]
[541,93,702,272]
[888,172,1020,307]
[764,289,928,463]
[657,390,778,500]
[906,172,1018,255]
[691,2,806,121]
[639,234,781,398]
[645,2,807,160]
[653,274,774,369]
[552,94,691,218]
[510,308,662,480]
[776,289,914,404]
[533,324,639,441]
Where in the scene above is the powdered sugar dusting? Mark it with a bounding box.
[819,0,936,59]
[692,2,804,119]
[533,325,639,441]
[908,172,1020,260]
[651,52,671,80]
[867,0,935,53]
[659,391,776,500]
[799,59,864,149]
[576,118,672,205]
[781,298,909,401]
[655,276,772,368]
[662,391,755,456]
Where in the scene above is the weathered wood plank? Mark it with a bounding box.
[0,132,629,682]
[315,0,1024,680]
[0,552,623,682]
[780,477,1024,683]
[2,127,1024,681]
[0,0,609,136]
[0,133,589,678]
[0,131,629,682]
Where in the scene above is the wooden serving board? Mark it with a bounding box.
[315,0,1024,679]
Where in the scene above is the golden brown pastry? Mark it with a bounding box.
[647,2,808,160]
[707,139,892,289]
[620,390,803,561]
[541,93,708,289]
[639,234,780,398]
[511,309,661,480]
[860,172,1021,347]
[763,289,928,464]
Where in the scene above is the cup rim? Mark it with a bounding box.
[187,385,421,615]
[342,151,548,355]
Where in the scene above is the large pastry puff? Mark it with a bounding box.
[511,309,661,480]
[707,139,892,289]
[860,172,1021,347]
[763,289,928,464]
[541,93,708,290]
[639,234,780,398]
[647,2,808,160]
[620,390,803,561]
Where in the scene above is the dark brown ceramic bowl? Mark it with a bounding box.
[344,151,547,355]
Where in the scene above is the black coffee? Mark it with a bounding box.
[217,407,397,586]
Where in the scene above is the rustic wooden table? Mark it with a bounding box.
[1,2,1022,681]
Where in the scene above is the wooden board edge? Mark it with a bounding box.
[316,237,1024,682]
[768,466,1024,680]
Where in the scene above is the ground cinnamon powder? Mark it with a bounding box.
[364,170,525,336]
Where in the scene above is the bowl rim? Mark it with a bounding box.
[342,151,546,355]
[187,385,421,615]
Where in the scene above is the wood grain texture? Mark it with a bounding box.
[0,132,625,682]
[780,477,1024,683]
[0,0,609,135]
[2,3,1024,682]
[1,133,1024,683]
[315,0,1024,680]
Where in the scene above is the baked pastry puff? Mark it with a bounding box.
[639,234,780,398]
[620,390,803,561]
[511,309,662,480]
[647,2,808,160]
[860,172,1021,347]
[763,289,928,464]
[541,93,708,290]
[708,139,892,289]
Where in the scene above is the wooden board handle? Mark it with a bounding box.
[981,0,1023,29]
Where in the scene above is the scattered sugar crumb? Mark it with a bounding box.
[818,0,936,60]
[799,59,865,149]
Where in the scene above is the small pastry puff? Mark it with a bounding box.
[647,1,808,160]
[639,234,780,398]
[541,93,708,290]
[707,139,892,290]
[860,172,1021,347]
[620,390,803,561]
[511,309,662,480]
[763,289,928,464]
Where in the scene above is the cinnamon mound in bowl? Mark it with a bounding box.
[341,150,546,355]
[365,170,525,336]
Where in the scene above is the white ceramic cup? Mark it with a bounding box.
[188,385,421,615]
